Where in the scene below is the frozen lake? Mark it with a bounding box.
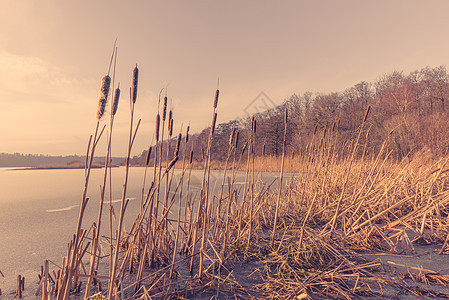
[0,166,284,297]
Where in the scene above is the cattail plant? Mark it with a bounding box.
[59,59,112,299]
[108,65,141,298]
[85,52,122,297]
[247,117,257,245]
[153,93,167,249]
[197,87,219,277]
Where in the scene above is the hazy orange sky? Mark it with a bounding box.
[2,1,449,156]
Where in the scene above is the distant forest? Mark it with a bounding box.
[0,153,125,167]
[131,65,449,165]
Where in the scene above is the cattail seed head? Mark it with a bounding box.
[97,75,111,120]
[214,89,219,109]
[229,128,236,146]
[155,114,160,142]
[189,150,194,164]
[146,146,152,166]
[131,65,138,103]
[251,117,256,133]
[262,144,266,156]
[331,122,336,133]
[163,97,168,121]
[363,105,371,123]
[168,110,173,126]
[169,118,174,137]
[185,126,190,144]
[284,107,288,123]
[112,86,120,116]
[234,131,240,148]
[210,113,217,135]
[291,152,295,160]
[313,124,318,135]
[174,133,182,157]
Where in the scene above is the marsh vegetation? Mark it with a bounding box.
[27,53,449,299]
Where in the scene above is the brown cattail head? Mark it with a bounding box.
[284,107,288,124]
[363,105,371,123]
[97,75,111,120]
[112,85,120,116]
[234,131,240,148]
[174,133,182,157]
[313,124,318,135]
[146,146,152,166]
[262,144,266,156]
[251,117,257,134]
[214,89,219,109]
[189,150,194,164]
[185,126,190,143]
[163,97,168,121]
[210,112,217,136]
[291,151,295,160]
[155,114,160,142]
[131,65,138,103]
[168,110,173,127]
[169,118,174,137]
[229,128,236,146]
[331,122,335,133]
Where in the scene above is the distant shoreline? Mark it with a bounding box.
[11,163,120,170]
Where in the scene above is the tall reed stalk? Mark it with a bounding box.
[107,65,141,298]
[271,107,288,246]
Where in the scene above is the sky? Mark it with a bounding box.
[2,1,449,156]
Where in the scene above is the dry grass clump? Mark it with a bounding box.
[33,54,449,299]
[238,128,449,298]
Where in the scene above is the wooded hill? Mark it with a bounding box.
[132,65,449,165]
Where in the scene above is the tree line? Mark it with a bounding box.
[132,65,449,165]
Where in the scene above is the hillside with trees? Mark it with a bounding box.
[132,65,449,165]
